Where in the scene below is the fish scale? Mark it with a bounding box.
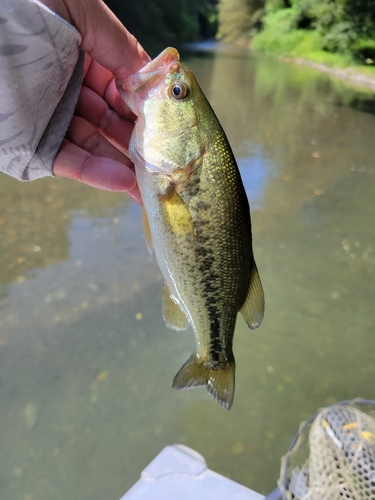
[117,47,264,409]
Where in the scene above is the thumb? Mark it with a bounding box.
[42,0,150,79]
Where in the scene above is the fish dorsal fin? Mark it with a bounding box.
[162,282,189,331]
[240,263,265,330]
[142,206,153,255]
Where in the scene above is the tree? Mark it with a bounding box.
[104,0,213,55]
[343,0,375,37]
[218,0,265,42]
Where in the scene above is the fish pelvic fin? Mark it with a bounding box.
[172,354,235,410]
[240,262,265,330]
[162,282,189,331]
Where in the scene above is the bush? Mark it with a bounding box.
[350,38,375,64]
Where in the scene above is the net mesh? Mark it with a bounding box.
[279,400,375,500]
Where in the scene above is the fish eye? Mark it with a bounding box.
[170,82,188,100]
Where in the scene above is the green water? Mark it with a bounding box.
[1,47,375,499]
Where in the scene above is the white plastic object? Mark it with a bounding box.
[120,444,265,500]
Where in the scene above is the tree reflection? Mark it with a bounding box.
[0,176,129,300]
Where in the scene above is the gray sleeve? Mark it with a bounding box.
[0,0,84,181]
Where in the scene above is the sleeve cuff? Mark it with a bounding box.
[0,0,83,181]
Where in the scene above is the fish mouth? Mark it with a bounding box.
[120,47,180,94]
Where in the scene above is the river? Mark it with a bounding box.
[0,46,374,499]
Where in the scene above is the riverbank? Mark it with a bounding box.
[281,56,375,93]
[186,39,375,93]
[250,9,375,94]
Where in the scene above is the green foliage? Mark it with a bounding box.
[262,8,295,33]
[290,0,356,54]
[344,0,375,38]
[252,0,375,68]
[251,28,306,56]
[350,38,375,64]
[251,8,301,55]
[217,0,266,42]
[265,0,288,13]
[104,0,217,55]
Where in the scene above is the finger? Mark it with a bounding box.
[64,0,150,79]
[103,78,137,120]
[66,115,133,167]
[82,56,136,119]
[82,58,113,98]
[53,139,142,203]
[77,78,136,127]
[74,89,134,154]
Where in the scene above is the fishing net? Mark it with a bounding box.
[278,399,375,500]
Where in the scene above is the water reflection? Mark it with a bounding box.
[0,49,375,499]
[0,175,130,300]
[238,144,274,210]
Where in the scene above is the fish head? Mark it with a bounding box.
[117,47,210,175]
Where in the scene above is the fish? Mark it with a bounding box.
[117,47,264,409]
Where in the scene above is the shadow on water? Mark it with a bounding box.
[0,48,375,499]
[341,94,375,115]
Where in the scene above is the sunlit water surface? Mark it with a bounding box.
[1,48,375,499]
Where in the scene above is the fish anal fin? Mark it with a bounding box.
[240,263,265,330]
[142,206,153,255]
[162,283,189,331]
[172,353,235,410]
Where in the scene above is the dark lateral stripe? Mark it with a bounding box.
[194,220,222,363]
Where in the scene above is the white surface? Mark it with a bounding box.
[120,444,265,500]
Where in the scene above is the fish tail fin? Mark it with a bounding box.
[172,354,235,410]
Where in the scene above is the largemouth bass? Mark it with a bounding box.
[117,48,264,409]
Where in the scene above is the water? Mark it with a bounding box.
[1,47,375,499]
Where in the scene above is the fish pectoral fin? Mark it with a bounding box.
[142,206,153,255]
[159,184,195,239]
[162,283,189,331]
[240,263,265,330]
[172,354,235,410]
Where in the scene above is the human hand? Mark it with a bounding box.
[42,0,150,203]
